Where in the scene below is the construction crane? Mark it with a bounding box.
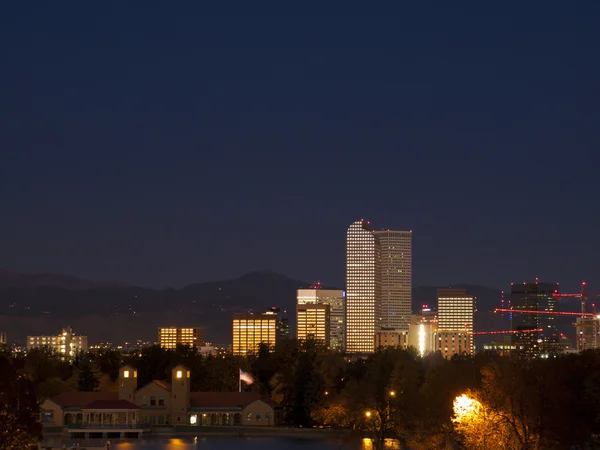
[494,308,596,317]
[472,328,542,336]
[552,281,589,318]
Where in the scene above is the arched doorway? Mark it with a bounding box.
[64,413,73,425]
[233,413,242,425]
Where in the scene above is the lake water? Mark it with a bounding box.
[54,437,368,450]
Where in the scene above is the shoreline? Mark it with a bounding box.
[43,426,355,441]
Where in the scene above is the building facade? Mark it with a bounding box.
[511,282,560,358]
[375,329,409,349]
[436,331,472,359]
[297,286,345,350]
[407,310,439,356]
[264,306,290,341]
[296,303,330,346]
[41,364,282,437]
[575,316,600,351]
[27,327,88,358]
[0,331,5,346]
[437,288,475,354]
[345,220,381,354]
[158,327,205,350]
[232,313,277,355]
[374,230,412,332]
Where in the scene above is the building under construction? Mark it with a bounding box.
[575,316,600,351]
[510,281,561,358]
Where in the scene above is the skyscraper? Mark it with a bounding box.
[511,281,560,358]
[296,285,345,350]
[437,288,475,356]
[374,230,412,331]
[346,220,380,353]
[437,289,475,333]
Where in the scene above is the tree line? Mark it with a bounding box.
[3,341,600,449]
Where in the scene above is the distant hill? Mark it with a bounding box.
[0,269,131,290]
[0,271,312,345]
[0,271,577,349]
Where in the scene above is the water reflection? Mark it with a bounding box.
[50,436,400,450]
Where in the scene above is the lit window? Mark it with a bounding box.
[190,414,197,425]
[176,370,183,379]
[124,370,130,378]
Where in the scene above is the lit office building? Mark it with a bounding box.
[232,313,277,356]
[27,327,88,358]
[436,331,472,359]
[297,303,330,346]
[346,220,380,353]
[374,230,412,332]
[297,284,345,351]
[437,288,475,355]
[511,281,560,358]
[158,327,205,350]
[438,289,475,333]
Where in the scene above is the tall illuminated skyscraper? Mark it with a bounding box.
[345,219,380,353]
[374,230,412,331]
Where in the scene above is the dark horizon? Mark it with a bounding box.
[2,3,598,293]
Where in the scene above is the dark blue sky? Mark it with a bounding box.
[1,2,599,291]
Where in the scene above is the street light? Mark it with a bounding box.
[389,390,396,397]
[453,394,481,421]
[365,411,372,418]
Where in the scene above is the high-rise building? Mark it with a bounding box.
[297,285,345,350]
[297,303,330,345]
[264,306,291,341]
[158,327,205,350]
[231,313,277,356]
[374,230,412,332]
[346,220,380,353]
[437,288,475,355]
[345,220,412,354]
[27,327,88,358]
[0,332,5,346]
[510,281,560,358]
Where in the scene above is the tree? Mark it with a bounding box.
[0,356,41,448]
[479,359,541,450]
[452,391,508,449]
[0,405,31,450]
[77,360,99,392]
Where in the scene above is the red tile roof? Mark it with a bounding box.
[152,380,171,391]
[49,392,118,408]
[190,392,279,409]
[83,400,140,410]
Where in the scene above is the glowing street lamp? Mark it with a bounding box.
[389,390,396,397]
[453,394,481,421]
[365,411,372,418]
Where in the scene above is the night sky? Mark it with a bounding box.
[1,2,599,291]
